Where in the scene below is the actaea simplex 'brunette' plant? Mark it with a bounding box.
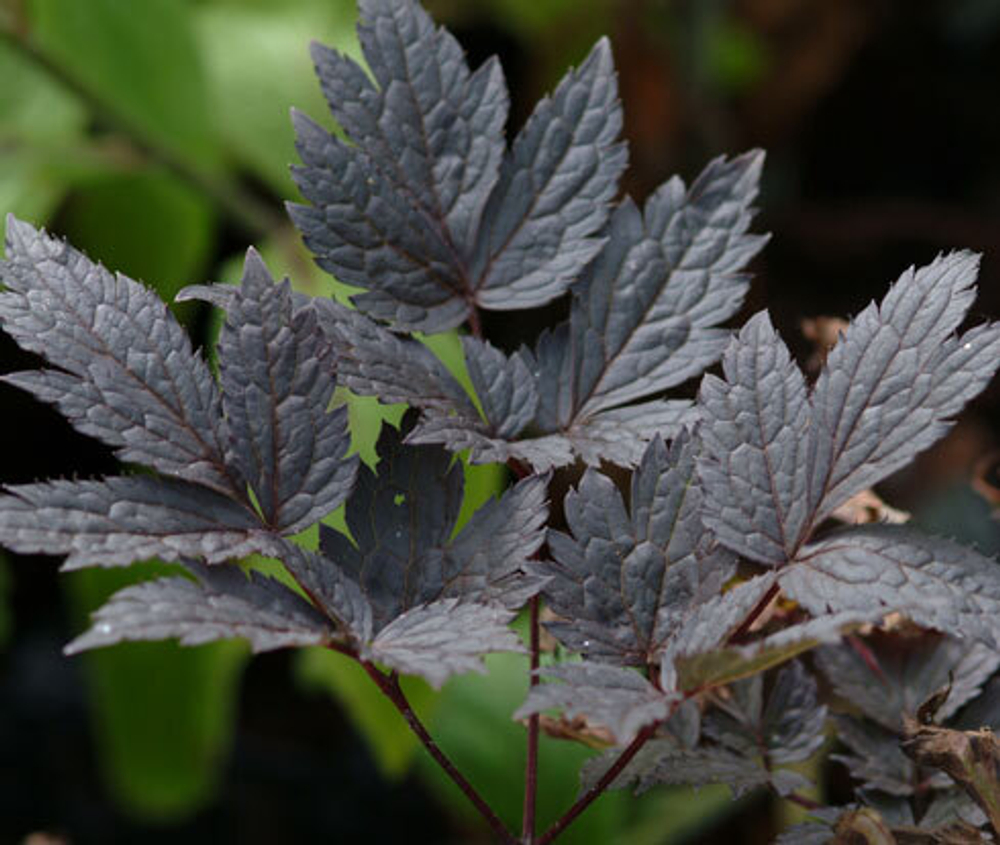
[4,1,1000,841]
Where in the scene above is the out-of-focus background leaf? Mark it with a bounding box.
[65,564,248,821]
[3,0,1000,842]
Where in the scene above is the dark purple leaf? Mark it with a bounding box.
[542,433,734,665]
[67,560,337,654]
[782,526,1000,648]
[514,662,672,745]
[0,216,240,497]
[368,599,523,688]
[470,38,625,311]
[216,250,357,533]
[0,476,271,568]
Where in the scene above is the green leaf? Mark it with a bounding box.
[65,564,247,821]
[194,1,359,194]
[0,147,75,224]
[487,0,610,40]
[0,38,85,140]
[0,36,87,220]
[59,169,216,304]
[27,0,222,170]
[706,20,769,93]
[295,646,438,779]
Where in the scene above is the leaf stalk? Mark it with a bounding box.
[359,660,518,845]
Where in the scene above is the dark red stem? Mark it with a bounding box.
[505,455,539,841]
[359,661,517,845]
[727,582,780,644]
[786,792,822,811]
[847,634,887,683]
[467,303,484,339]
[536,723,658,845]
[522,595,541,842]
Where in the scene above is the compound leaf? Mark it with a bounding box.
[319,414,547,629]
[320,0,508,248]
[300,0,508,330]
[567,151,764,420]
[584,739,801,798]
[368,598,523,688]
[290,110,470,332]
[67,561,337,654]
[705,661,827,767]
[300,144,758,472]
[310,298,478,418]
[414,152,763,470]
[444,473,549,608]
[0,216,239,497]
[461,336,537,439]
[470,37,625,311]
[514,662,671,745]
[696,252,1000,571]
[543,432,735,665]
[809,252,1000,524]
[0,476,272,569]
[781,526,1000,648]
[597,663,823,797]
[278,540,375,646]
[217,250,358,534]
[698,312,812,566]
[296,3,628,329]
[832,715,926,797]
[815,631,1000,732]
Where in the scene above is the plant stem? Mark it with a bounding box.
[467,303,484,339]
[522,595,541,843]
[536,722,657,845]
[359,661,517,845]
[505,455,541,842]
[786,792,821,811]
[727,582,780,644]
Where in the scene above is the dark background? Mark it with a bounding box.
[3,0,1000,842]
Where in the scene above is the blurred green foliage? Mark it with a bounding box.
[704,19,768,94]
[28,0,223,170]
[66,563,248,820]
